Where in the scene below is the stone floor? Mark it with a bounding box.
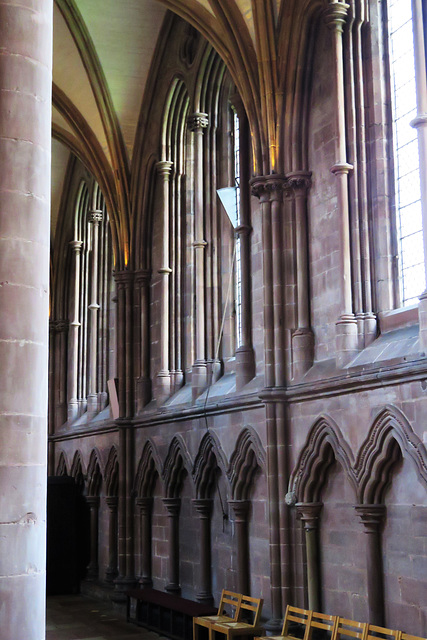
[46,594,169,640]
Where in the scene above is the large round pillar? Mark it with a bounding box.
[0,1,52,638]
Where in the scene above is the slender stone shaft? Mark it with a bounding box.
[87,210,103,416]
[163,498,181,593]
[137,497,153,587]
[0,1,52,638]
[229,500,250,595]
[106,497,119,583]
[296,503,323,612]
[355,505,386,626]
[193,499,213,603]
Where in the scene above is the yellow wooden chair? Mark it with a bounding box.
[307,611,338,640]
[194,590,241,640]
[212,595,264,640]
[255,604,313,640]
[334,618,368,640]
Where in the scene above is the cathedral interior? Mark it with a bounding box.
[1,0,427,638]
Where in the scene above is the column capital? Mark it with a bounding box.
[296,502,323,530]
[136,496,154,514]
[355,504,386,532]
[134,269,151,286]
[229,499,250,521]
[114,269,134,287]
[89,209,103,224]
[69,239,83,253]
[410,113,427,129]
[193,498,213,518]
[49,319,69,334]
[250,174,287,202]
[106,496,118,510]
[188,112,209,131]
[285,171,312,195]
[163,497,181,516]
[156,160,174,176]
[323,1,350,32]
[86,495,100,508]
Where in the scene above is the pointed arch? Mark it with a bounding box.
[356,405,427,503]
[104,446,119,498]
[228,427,266,500]
[135,440,163,498]
[163,435,193,498]
[70,450,85,492]
[56,451,69,476]
[193,431,228,499]
[86,449,102,497]
[289,415,357,503]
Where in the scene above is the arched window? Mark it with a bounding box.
[388,0,425,306]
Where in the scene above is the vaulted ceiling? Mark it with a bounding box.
[51,0,319,265]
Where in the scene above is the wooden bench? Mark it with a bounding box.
[194,590,241,640]
[126,588,216,640]
[211,594,264,640]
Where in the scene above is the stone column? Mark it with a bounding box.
[86,496,100,580]
[234,108,255,390]
[156,161,173,403]
[135,270,151,411]
[105,497,118,584]
[68,240,83,421]
[411,0,427,349]
[189,113,209,402]
[0,0,52,637]
[296,503,323,612]
[193,499,213,604]
[355,504,386,626]
[137,497,153,587]
[229,500,250,596]
[114,271,134,418]
[87,209,103,417]
[324,1,358,367]
[287,172,314,378]
[163,498,181,594]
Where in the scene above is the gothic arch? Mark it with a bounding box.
[70,450,85,492]
[86,449,102,497]
[56,451,69,476]
[289,415,357,503]
[135,440,163,498]
[163,434,193,498]
[193,431,228,499]
[228,427,266,500]
[104,446,119,498]
[356,405,427,503]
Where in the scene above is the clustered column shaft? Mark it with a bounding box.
[137,497,154,587]
[296,502,323,612]
[163,498,181,594]
[193,499,213,604]
[87,209,103,416]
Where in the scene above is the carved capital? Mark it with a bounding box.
[235,223,252,237]
[355,504,386,533]
[49,319,69,334]
[86,496,100,509]
[163,497,181,517]
[135,269,151,287]
[69,239,83,253]
[193,240,208,249]
[193,498,213,519]
[324,1,350,32]
[106,496,118,511]
[285,171,312,195]
[331,162,353,176]
[114,270,134,288]
[136,496,154,515]
[229,499,250,522]
[89,209,103,224]
[296,502,323,530]
[188,112,209,131]
[410,113,427,129]
[250,174,287,202]
[156,160,174,177]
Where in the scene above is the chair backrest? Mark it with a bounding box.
[400,633,427,640]
[335,618,368,640]
[218,590,241,621]
[238,595,263,627]
[282,605,313,640]
[307,611,338,640]
[366,624,400,640]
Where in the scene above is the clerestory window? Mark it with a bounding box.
[388,0,425,306]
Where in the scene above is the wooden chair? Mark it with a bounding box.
[194,590,241,640]
[399,633,427,640]
[307,611,338,640]
[255,604,313,640]
[366,625,401,640]
[334,618,368,640]
[211,595,264,640]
